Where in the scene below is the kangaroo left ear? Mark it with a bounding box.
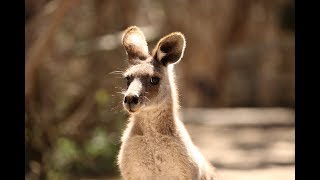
[153,32,186,66]
[122,26,149,64]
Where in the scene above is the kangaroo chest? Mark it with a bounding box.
[118,114,200,179]
[120,134,199,179]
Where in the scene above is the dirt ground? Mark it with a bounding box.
[185,124,294,180]
[218,166,294,180]
[184,108,295,180]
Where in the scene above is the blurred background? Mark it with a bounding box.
[25,0,295,179]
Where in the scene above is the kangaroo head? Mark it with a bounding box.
[121,26,186,113]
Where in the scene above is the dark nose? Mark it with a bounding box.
[124,95,139,105]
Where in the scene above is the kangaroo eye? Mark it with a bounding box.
[150,77,160,85]
[125,76,132,86]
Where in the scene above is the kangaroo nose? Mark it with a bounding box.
[124,95,139,105]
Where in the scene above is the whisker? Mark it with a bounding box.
[109,70,124,75]
[107,69,126,79]
[144,96,150,102]
[116,91,126,95]
[110,100,124,113]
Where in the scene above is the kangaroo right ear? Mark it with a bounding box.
[122,26,149,64]
[153,32,186,66]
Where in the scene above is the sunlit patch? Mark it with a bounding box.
[127,34,141,45]
[127,34,148,54]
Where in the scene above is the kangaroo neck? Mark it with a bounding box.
[131,100,177,136]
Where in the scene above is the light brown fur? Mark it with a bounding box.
[117,26,218,180]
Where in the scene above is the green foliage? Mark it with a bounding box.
[52,138,80,171]
[47,169,71,180]
[85,127,113,158]
[48,127,120,178]
[95,89,109,107]
[55,98,69,118]
[79,127,119,175]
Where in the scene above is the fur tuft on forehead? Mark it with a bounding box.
[123,62,161,77]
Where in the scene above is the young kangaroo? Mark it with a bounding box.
[117,26,217,180]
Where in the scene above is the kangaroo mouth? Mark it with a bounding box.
[128,107,140,113]
[123,103,141,113]
[123,96,145,113]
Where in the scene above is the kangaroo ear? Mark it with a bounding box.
[153,32,186,66]
[122,26,149,63]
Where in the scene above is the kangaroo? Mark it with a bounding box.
[117,26,218,180]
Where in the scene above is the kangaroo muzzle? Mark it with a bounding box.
[123,79,143,112]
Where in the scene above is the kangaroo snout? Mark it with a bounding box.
[124,95,139,105]
[123,94,140,112]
